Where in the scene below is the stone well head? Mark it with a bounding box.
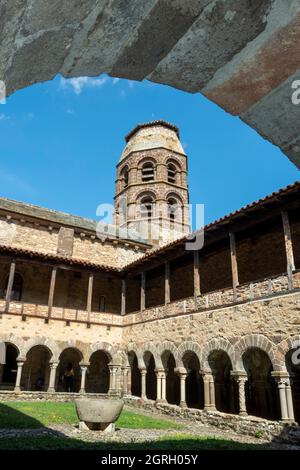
[75,398,124,432]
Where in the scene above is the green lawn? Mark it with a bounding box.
[0,402,267,450]
[0,402,182,430]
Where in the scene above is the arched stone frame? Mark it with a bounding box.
[165,156,183,186]
[119,164,129,190]
[157,341,179,370]
[234,334,282,372]
[126,342,143,369]
[22,337,61,363]
[88,341,118,365]
[136,189,158,219]
[165,191,184,224]
[139,157,157,183]
[276,335,300,369]
[177,341,202,371]
[141,342,162,369]
[0,334,23,360]
[200,338,235,372]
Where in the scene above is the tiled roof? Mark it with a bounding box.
[125,120,179,142]
[124,181,300,270]
[0,244,119,272]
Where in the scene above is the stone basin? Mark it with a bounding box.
[75,398,124,432]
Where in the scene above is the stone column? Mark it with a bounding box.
[278,379,289,421]
[140,368,147,399]
[47,362,58,392]
[286,378,295,421]
[231,372,248,416]
[161,371,167,402]
[179,372,187,408]
[209,374,216,411]
[109,365,117,393]
[155,369,162,402]
[79,365,88,394]
[14,360,24,392]
[202,373,211,411]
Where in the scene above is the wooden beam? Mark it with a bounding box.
[193,251,201,297]
[47,267,57,320]
[86,272,94,322]
[165,261,170,305]
[121,278,126,315]
[281,211,295,290]
[5,258,16,311]
[229,232,239,298]
[141,272,146,312]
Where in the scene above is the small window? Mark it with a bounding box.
[121,166,129,189]
[168,198,178,224]
[168,163,177,184]
[141,197,154,218]
[99,295,106,312]
[142,163,154,182]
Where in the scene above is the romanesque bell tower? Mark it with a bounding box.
[114,121,190,246]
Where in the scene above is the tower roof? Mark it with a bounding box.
[120,120,185,163]
[125,120,180,142]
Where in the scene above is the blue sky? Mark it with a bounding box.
[0,74,298,228]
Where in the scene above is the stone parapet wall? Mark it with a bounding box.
[0,391,120,402]
[124,396,287,441]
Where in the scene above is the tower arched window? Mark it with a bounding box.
[167,198,178,224]
[140,196,154,219]
[120,166,129,189]
[167,163,177,184]
[142,163,154,182]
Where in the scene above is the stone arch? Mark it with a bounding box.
[0,334,23,359]
[177,341,202,369]
[234,334,281,371]
[276,336,300,367]
[165,155,183,167]
[201,338,235,371]
[88,341,115,364]
[127,342,143,368]
[157,341,179,369]
[141,342,162,368]
[136,189,158,202]
[23,337,61,363]
[138,156,158,168]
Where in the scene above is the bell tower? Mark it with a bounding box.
[114,120,190,246]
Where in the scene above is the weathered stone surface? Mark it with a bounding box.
[1,0,300,166]
[75,397,124,424]
[150,0,272,92]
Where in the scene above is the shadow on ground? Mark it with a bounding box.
[0,402,293,450]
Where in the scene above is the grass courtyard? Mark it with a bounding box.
[0,401,268,450]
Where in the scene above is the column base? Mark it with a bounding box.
[180,401,187,408]
[47,387,55,393]
[141,395,147,400]
[239,411,248,416]
[156,399,167,405]
[14,387,21,393]
[204,405,216,412]
[79,389,86,394]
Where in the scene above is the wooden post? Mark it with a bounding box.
[141,272,146,312]
[229,232,239,299]
[121,278,126,315]
[193,250,201,297]
[165,262,170,305]
[47,266,57,320]
[281,211,295,290]
[5,258,16,312]
[86,272,94,323]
